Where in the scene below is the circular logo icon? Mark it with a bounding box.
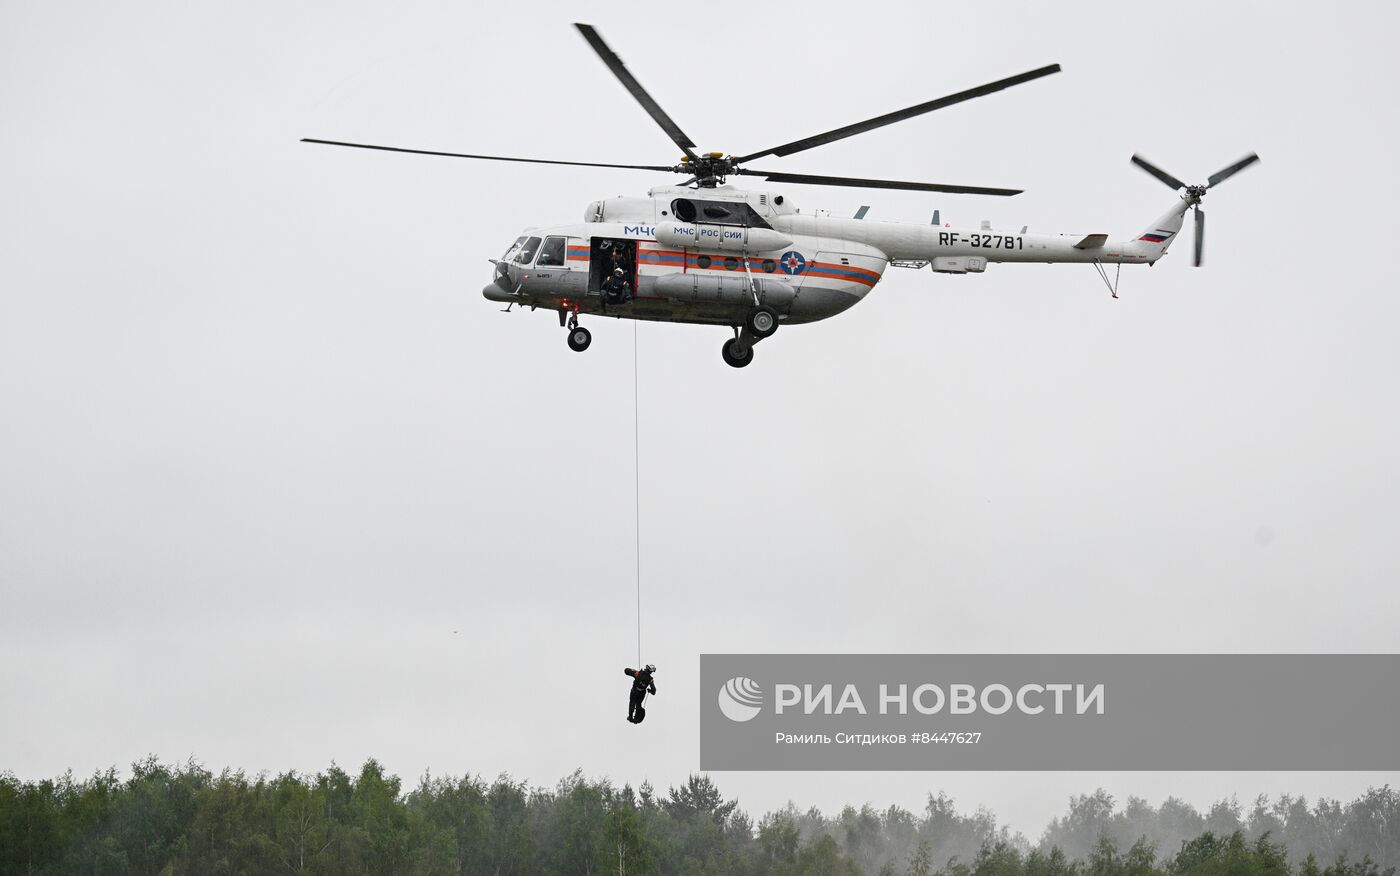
[778,251,807,275]
[718,676,763,722]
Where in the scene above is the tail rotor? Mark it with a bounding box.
[1131,152,1259,266]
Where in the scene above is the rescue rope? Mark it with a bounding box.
[633,321,642,666]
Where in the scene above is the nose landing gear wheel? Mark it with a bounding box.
[567,326,592,352]
[746,305,778,339]
[721,337,753,368]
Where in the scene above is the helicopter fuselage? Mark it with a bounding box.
[483,184,1176,330]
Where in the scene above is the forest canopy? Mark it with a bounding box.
[1,759,1396,876]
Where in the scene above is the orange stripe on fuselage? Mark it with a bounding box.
[562,244,881,287]
[639,246,881,286]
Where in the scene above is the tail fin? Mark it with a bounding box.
[1130,199,1190,262]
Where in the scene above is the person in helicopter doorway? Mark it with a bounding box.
[609,244,630,274]
[624,664,656,723]
[602,266,632,306]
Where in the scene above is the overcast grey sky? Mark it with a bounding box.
[2,0,1398,835]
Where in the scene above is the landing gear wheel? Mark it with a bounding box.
[746,305,779,339]
[567,326,592,352]
[721,338,753,369]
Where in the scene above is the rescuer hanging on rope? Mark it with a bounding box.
[624,664,656,724]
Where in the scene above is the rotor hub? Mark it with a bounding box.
[675,153,737,186]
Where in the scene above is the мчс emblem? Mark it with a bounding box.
[779,251,807,275]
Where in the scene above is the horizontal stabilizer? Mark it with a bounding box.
[1073,233,1109,250]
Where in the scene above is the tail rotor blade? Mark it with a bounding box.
[1207,152,1261,188]
[1131,154,1188,191]
[1193,207,1205,267]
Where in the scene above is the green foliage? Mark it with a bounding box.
[978,840,1027,876]
[0,764,1396,876]
[1041,788,1400,876]
[1027,845,1082,876]
[909,839,934,876]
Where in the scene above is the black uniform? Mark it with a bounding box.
[602,272,631,305]
[624,667,656,723]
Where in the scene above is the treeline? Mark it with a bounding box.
[1038,788,1400,868]
[0,758,1395,876]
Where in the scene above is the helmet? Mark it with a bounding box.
[613,268,625,275]
[645,664,656,673]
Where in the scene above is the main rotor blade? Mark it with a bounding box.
[1131,154,1188,191]
[300,139,676,172]
[733,64,1061,163]
[1194,207,1205,267]
[735,167,1020,196]
[1207,152,1260,188]
[574,23,698,161]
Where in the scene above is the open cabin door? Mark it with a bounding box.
[588,237,638,296]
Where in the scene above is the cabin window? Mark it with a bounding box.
[536,236,567,267]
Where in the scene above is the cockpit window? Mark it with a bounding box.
[515,236,543,265]
[501,236,527,262]
[536,236,567,267]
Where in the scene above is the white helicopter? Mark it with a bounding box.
[305,24,1258,368]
